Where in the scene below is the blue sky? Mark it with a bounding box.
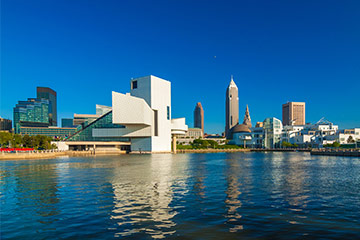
[1,0,359,133]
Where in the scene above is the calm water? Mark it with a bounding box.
[1,152,360,239]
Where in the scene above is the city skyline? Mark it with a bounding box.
[1,0,360,133]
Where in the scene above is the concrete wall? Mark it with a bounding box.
[112,91,154,126]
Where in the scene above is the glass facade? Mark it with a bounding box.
[67,111,129,142]
[37,87,57,126]
[19,127,77,138]
[263,117,283,148]
[14,98,50,133]
[62,118,75,128]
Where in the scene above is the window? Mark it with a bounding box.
[167,106,170,120]
[154,110,158,136]
[132,81,137,89]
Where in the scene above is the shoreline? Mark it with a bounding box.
[0,151,113,160]
[2,148,359,160]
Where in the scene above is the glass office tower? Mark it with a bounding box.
[13,98,50,133]
[37,87,57,126]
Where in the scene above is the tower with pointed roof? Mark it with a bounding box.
[243,105,252,127]
[225,75,239,139]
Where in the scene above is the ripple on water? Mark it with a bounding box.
[1,153,360,239]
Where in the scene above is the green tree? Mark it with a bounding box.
[22,135,33,148]
[0,132,12,147]
[10,134,22,148]
[333,142,341,148]
[282,141,292,147]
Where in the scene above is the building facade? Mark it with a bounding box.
[65,75,188,153]
[282,102,305,126]
[0,118,12,132]
[225,76,239,139]
[37,87,57,126]
[263,117,283,148]
[73,114,100,127]
[194,102,204,134]
[13,98,50,133]
[61,118,75,128]
[19,126,77,139]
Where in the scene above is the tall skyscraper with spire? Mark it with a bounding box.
[194,102,204,134]
[225,76,239,139]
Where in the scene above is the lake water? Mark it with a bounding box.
[1,152,360,239]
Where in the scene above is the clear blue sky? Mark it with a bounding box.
[1,0,359,133]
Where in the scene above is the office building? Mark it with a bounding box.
[37,87,57,126]
[0,117,12,132]
[225,76,239,139]
[13,98,50,133]
[62,118,75,128]
[194,102,204,134]
[66,75,188,153]
[282,102,305,126]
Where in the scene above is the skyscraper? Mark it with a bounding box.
[282,102,305,126]
[225,76,239,139]
[37,87,57,126]
[194,102,204,134]
[13,98,50,133]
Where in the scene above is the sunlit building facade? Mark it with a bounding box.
[13,98,50,133]
[37,87,57,126]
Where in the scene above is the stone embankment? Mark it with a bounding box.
[177,149,250,153]
[311,149,360,157]
[0,150,94,160]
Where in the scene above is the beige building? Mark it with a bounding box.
[225,76,239,139]
[282,102,305,126]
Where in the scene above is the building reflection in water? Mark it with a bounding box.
[111,154,189,239]
[224,154,244,232]
[191,154,207,200]
[283,153,309,209]
[14,163,60,224]
[267,152,309,225]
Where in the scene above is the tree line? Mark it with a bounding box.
[0,132,56,150]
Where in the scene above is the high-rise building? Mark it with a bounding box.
[0,117,12,132]
[194,102,204,134]
[282,102,305,126]
[37,87,57,126]
[13,98,50,133]
[225,76,239,139]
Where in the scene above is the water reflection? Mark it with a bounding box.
[224,155,243,232]
[15,163,60,223]
[2,153,360,239]
[111,154,177,239]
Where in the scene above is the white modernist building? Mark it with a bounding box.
[109,75,188,153]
